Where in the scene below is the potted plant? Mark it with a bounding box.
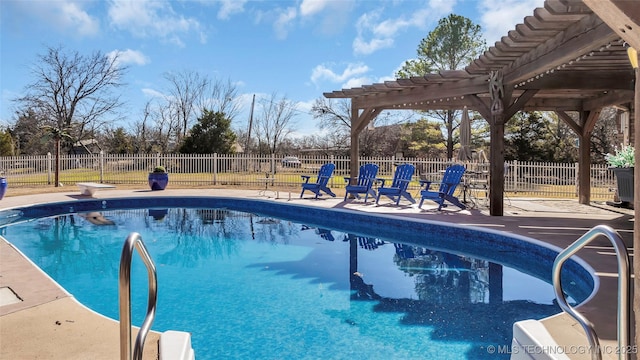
[148,165,169,191]
[605,146,634,206]
[0,177,7,200]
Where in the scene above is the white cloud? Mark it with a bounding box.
[479,0,544,44]
[377,74,396,83]
[298,0,353,36]
[353,10,387,55]
[428,0,456,14]
[273,7,297,40]
[107,0,201,46]
[310,63,370,84]
[256,1,350,40]
[299,0,329,16]
[342,76,372,89]
[311,62,407,92]
[353,36,394,56]
[10,0,99,37]
[217,0,246,20]
[59,1,100,36]
[352,2,450,56]
[141,88,165,99]
[108,49,149,66]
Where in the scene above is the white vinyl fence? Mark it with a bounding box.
[0,153,618,201]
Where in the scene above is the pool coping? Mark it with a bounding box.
[0,188,631,359]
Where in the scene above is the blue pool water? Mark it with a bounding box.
[0,198,595,360]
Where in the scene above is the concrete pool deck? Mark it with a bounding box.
[0,188,634,359]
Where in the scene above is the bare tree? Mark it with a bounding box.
[131,100,154,153]
[130,98,181,153]
[163,72,244,150]
[153,100,182,153]
[163,70,208,139]
[311,97,358,152]
[198,78,242,120]
[590,107,619,163]
[311,97,414,156]
[254,93,297,155]
[17,46,126,139]
[311,97,352,133]
[15,45,127,185]
[297,133,350,156]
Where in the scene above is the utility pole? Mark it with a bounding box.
[245,94,255,153]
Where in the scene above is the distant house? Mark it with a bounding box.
[71,139,102,155]
[231,142,244,153]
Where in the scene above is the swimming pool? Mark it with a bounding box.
[0,197,596,359]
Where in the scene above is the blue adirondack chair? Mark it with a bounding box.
[419,164,466,211]
[376,163,416,205]
[300,163,336,199]
[343,163,379,202]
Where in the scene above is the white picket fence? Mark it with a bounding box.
[0,153,618,200]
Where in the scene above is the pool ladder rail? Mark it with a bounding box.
[552,225,631,360]
[119,232,158,360]
[119,232,195,360]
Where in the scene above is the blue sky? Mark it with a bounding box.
[0,0,543,136]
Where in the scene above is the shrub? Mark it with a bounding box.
[153,165,167,173]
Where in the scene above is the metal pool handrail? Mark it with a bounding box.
[119,232,158,360]
[552,225,631,360]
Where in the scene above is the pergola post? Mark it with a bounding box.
[577,130,592,205]
[556,110,599,205]
[349,106,360,184]
[489,71,506,216]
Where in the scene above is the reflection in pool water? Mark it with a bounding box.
[1,207,582,360]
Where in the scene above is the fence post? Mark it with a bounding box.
[47,152,52,185]
[99,151,105,183]
[391,155,396,176]
[213,153,218,185]
[330,155,335,188]
[575,162,579,197]
[513,160,518,193]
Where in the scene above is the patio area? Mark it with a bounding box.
[0,188,634,359]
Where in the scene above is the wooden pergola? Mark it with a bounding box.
[325,0,640,347]
[324,0,638,215]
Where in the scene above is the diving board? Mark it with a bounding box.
[76,182,116,196]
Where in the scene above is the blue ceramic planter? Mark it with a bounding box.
[0,178,6,200]
[148,172,169,191]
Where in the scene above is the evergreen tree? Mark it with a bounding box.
[10,109,50,155]
[401,119,446,158]
[543,112,578,163]
[180,109,237,154]
[505,112,551,162]
[0,128,14,156]
[397,14,486,159]
[102,127,136,154]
